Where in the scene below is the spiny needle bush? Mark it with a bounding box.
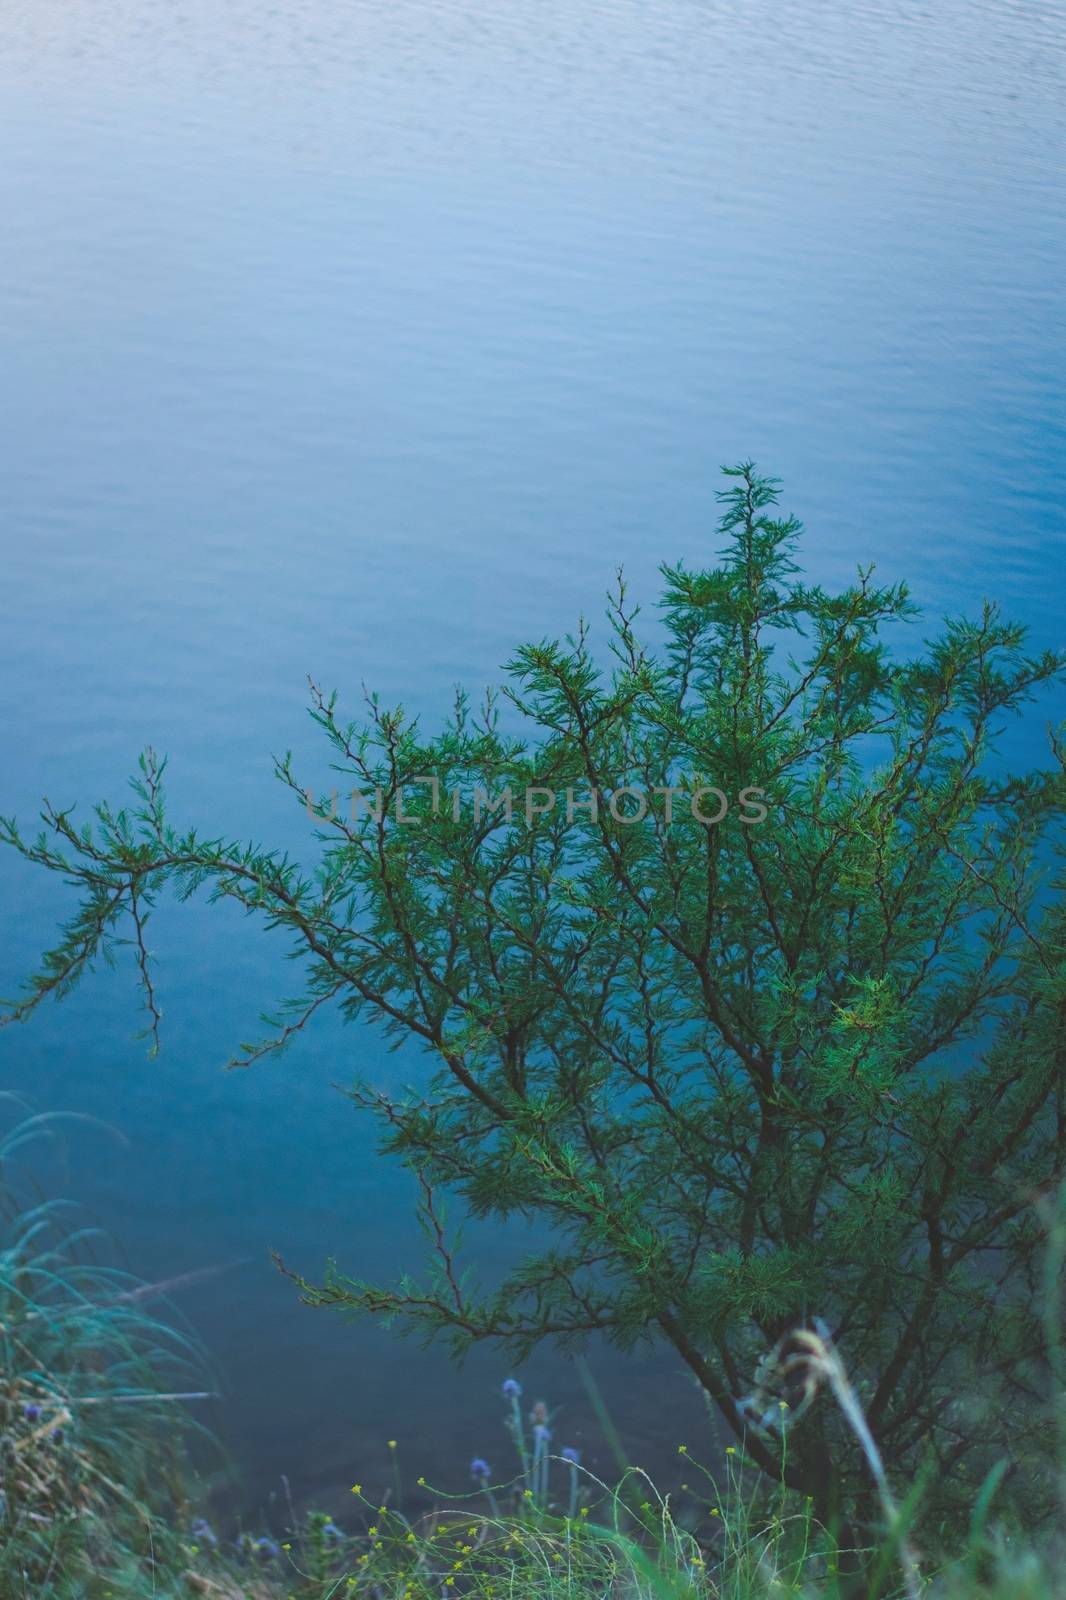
[3,466,1066,1535]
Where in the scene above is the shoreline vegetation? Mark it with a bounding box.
[3,467,1065,1596]
[3,1118,1066,1599]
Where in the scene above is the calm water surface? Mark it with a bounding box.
[1,0,1064,1516]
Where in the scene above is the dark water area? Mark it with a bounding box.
[1,0,1064,1522]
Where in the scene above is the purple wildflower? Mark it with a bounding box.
[561,1446,580,1465]
[255,1537,282,1561]
[532,1422,551,1446]
[502,1378,522,1399]
[23,1403,41,1423]
[191,1517,218,1549]
[321,1519,343,1544]
[470,1457,491,1480]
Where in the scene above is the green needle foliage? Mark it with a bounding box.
[4,465,1066,1531]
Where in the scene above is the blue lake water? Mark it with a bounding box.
[1,0,1064,1520]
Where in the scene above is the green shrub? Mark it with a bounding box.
[4,465,1065,1539]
